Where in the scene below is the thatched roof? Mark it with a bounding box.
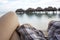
[16,9,24,12]
[35,7,43,11]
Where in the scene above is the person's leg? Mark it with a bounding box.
[0,11,19,40]
[10,31,20,40]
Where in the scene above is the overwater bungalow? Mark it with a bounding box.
[16,9,24,14]
[15,6,58,15]
[44,7,57,14]
[35,7,43,13]
[44,8,48,14]
[58,8,60,11]
[58,8,60,14]
[53,7,57,14]
[25,8,35,13]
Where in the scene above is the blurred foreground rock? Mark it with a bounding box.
[16,24,46,40]
[48,21,60,40]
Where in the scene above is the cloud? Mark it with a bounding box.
[0,0,8,3]
[0,0,60,12]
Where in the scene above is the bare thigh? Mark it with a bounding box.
[10,31,20,40]
[0,11,19,40]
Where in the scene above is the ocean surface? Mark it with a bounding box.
[17,12,60,31]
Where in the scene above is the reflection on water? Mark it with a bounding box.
[45,14,56,18]
[18,13,60,31]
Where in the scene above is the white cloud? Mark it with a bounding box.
[0,0,60,12]
[0,0,8,3]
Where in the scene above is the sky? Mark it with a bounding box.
[0,0,60,12]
